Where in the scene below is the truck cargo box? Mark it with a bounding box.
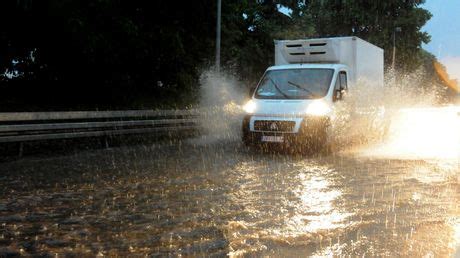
[274,37,384,87]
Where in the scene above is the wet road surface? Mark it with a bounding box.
[0,138,459,257]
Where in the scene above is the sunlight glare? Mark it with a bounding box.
[367,106,460,159]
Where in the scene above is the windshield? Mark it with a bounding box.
[255,68,334,99]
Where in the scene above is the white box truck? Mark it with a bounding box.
[242,36,384,150]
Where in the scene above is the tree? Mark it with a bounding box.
[0,0,218,110]
[0,0,449,111]
[220,0,315,83]
[308,0,432,72]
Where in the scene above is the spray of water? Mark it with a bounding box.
[330,74,417,148]
[189,69,246,145]
[370,106,460,159]
[338,71,460,160]
[192,67,459,161]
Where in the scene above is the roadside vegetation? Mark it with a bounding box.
[0,0,457,111]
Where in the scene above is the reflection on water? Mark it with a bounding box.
[353,106,460,257]
[289,173,351,234]
[224,161,353,256]
[0,139,458,256]
[452,220,460,257]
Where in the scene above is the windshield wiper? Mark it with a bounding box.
[269,77,291,99]
[287,81,319,98]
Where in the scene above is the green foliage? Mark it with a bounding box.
[220,1,316,83]
[0,0,447,110]
[308,0,432,72]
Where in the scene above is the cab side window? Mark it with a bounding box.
[334,74,341,90]
[334,71,347,101]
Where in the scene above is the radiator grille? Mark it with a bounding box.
[254,120,295,132]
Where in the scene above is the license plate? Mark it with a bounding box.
[261,135,284,142]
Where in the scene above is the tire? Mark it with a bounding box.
[307,125,327,152]
[241,115,253,147]
[300,117,329,153]
[242,131,253,147]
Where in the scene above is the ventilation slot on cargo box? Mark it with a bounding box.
[310,43,327,46]
[310,51,326,55]
[276,39,340,64]
[286,44,302,48]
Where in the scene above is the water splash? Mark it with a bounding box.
[332,72,438,143]
[190,69,246,145]
[331,70,460,161]
[362,106,460,160]
[192,66,459,161]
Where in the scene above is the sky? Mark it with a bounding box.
[422,0,460,80]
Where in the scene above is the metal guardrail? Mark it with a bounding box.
[0,110,200,143]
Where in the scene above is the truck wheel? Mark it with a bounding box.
[242,132,253,147]
[300,118,329,154]
[241,115,252,147]
[307,126,327,152]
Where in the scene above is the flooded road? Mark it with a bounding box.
[0,137,458,257]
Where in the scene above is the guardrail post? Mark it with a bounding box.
[18,142,24,157]
[104,137,110,149]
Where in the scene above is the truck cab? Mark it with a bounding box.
[242,37,383,150]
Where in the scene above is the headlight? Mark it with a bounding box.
[305,100,331,116]
[243,100,256,113]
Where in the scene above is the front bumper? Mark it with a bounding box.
[242,115,329,145]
